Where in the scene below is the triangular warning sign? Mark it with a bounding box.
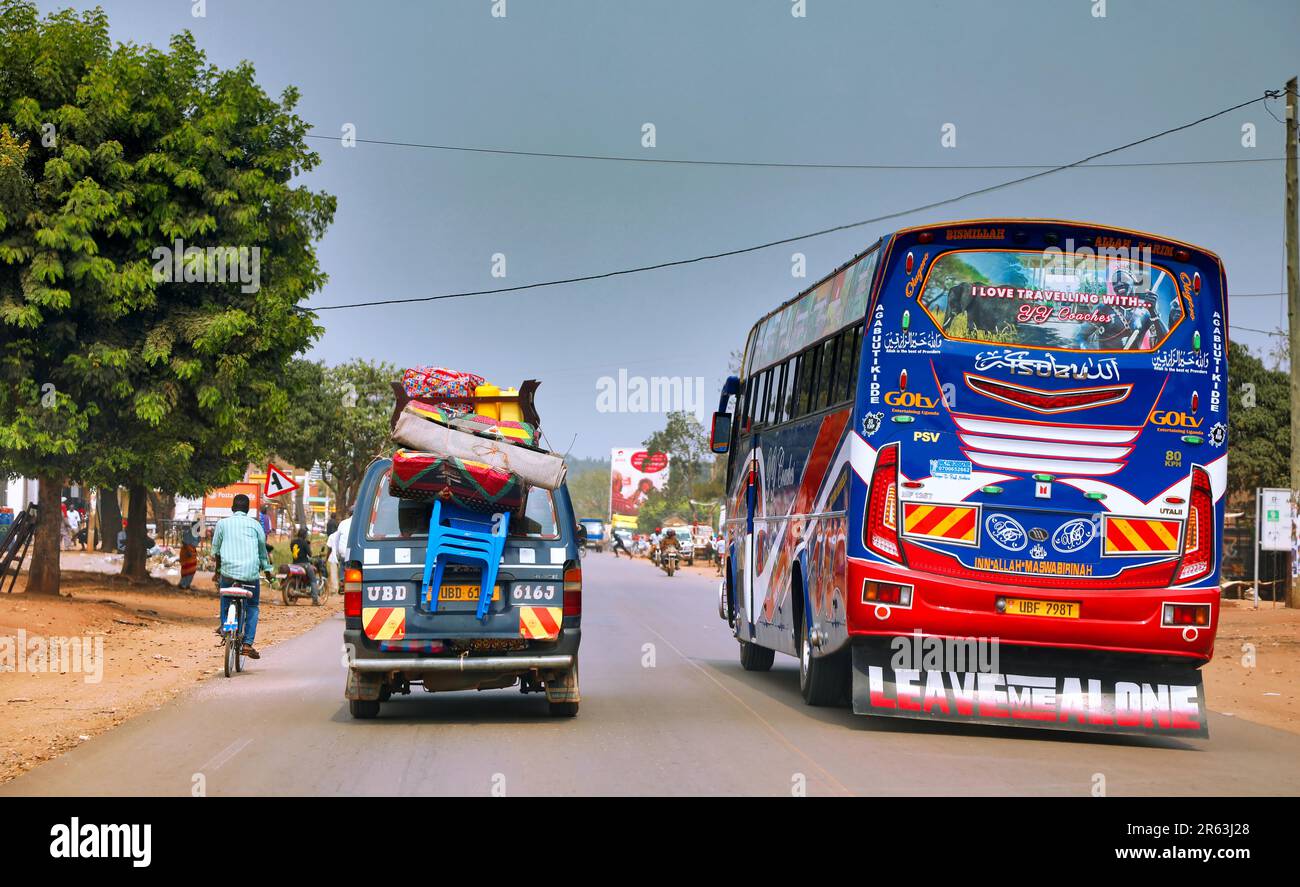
[263,463,300,499]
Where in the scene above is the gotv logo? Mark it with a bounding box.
[1149,409,1203,429]
[885,390,938,409]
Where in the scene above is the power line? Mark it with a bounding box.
[306,91,1281,313]
[304,131,1283,171]
[1231,325,1287,337]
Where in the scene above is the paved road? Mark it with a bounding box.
[5,555,1300,796]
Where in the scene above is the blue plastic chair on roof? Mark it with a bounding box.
[421,499,510,621]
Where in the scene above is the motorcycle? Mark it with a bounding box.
[661,549,680,577]
[275,556,326,606]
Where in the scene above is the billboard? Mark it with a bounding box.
[202,483,261,518]
[1259,488,1293,552]
[609,448,670,531]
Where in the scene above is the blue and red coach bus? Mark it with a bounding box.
[711,219,1228,737]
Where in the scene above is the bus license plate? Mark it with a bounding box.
[438,584,501,603]
[1003,598,1079,619]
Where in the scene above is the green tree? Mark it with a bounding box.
[643,411,711,503]
[0,2,334,590]
[317,359,397,518]
[277,359,340,527]
[634,411,718,532]
[1227,340,1290,497]
[566,463,610,520]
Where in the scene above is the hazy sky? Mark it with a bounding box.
[38,0,1300,458]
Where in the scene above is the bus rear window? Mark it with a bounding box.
[367,472,559,540]
[918,250,1184,352]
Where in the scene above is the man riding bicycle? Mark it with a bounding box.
[212,493,272,660]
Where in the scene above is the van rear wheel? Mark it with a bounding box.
[548,701,579,717]
[349,699,380,719]
[738,638,775,671]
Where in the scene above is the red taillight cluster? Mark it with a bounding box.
[1176,467,1214,583]
[862,580,912,607]
[563,562,582,618]
[1162,602,1211,627]
[864,443,902,562]
[343,566,363,618]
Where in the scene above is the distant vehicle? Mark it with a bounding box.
[677,534,695,566]
[711,219,1228,738]
[579,518,605,550]
[341,458,582,719]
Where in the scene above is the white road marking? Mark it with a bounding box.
[198,737,252,773]
[638,620,854,797]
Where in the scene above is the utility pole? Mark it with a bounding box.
[1287,76,1298,608]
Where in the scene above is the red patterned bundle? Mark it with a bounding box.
[400,366,485,411]
[389,449,527,513]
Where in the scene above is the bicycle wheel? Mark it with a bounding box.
[224,636,236,677]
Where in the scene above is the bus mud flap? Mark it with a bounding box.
[850,639,1209,738]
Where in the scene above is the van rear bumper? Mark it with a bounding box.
[349,654,573,672]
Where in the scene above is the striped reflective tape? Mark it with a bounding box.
[1104,517,1181,554]
[902,503,978,544]
[518,606,562,640]
[363,607,406,641]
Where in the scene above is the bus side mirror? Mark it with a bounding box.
[710,412,732,454]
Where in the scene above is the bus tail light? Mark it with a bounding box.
[563,562,582,617]
[344,565,363,618]
[862,580,912,608]
[1162,602,1210,627]
[1175,467,1214,583]
[864,443,902,562]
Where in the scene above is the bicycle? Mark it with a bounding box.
[218,579,257,677]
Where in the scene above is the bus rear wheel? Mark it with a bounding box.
[738,638,775,672]
[797,613,849,706]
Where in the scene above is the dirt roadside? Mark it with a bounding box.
[0,568,334,785]
[617,553,1300,735]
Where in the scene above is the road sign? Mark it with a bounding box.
[1259,488,1292,551]
[264,464,300,500]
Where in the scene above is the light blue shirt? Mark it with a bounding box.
[213,512,271,581]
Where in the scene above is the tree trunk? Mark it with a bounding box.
[97,487,122,552]
[26,475,65,595]
[294,478,306,531]
[121,484,150,580]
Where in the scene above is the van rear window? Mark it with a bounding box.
[918,250,1184,352]
[366,471,559,540]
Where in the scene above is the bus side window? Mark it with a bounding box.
[784,355,802,422]
[837,325,859,403]
[753,369,771,428]
[785,351,806,416]
[740,375,758,434]
[770,361,788,425]
[842,322,863,403]
[816,337,837,412]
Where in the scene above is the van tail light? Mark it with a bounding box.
[563,561,582,617]
[343,565,363,618]
[864,443,903,562]
[1175,467,1214,583]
